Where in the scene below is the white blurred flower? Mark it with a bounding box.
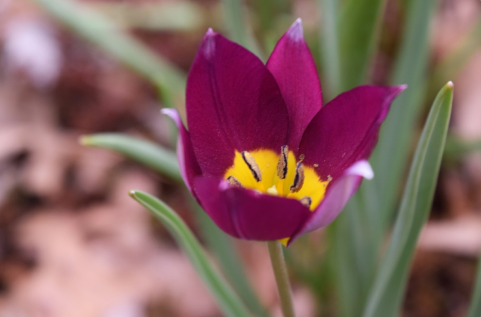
[4,19,62,88]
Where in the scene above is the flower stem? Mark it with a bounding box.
[267,241,296,317]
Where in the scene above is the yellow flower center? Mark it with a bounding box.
[224,146,330,212]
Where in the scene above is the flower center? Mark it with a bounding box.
[224,145,330,211]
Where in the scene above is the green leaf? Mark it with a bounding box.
[82,133,266,316]
[338,0,387,91]
[331,4,438,313]
[81,133,182,183]
[370,0,437,228]
[444,136,481,162]
[317,0,341,99]
[191,201,268,317]
[129,191,252,317]
[362,82,453,317]
[468,253,481,317]
[221,0,263,59]
[30,0,186,100]
[430,16,481,100]
[91,2,204,31]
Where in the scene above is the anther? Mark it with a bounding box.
[276,145,289,179]
[241,151,262,182]
[227,176,244,188]
[290,162,305,193]
[300,196,312,208]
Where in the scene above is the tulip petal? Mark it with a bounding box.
[162,109,202,192]
[193,177,312,240]
[288,160,373,245]
[187,29,289,177]
[267,19,323,152]
[299,85,406,180]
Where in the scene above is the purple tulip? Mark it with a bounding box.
[163,19,405,246]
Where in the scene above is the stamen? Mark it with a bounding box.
[227,176,244,188]
[241,151,262,182]
[300,196,312,208]
[290,162,305,193]
[276,145,289,179]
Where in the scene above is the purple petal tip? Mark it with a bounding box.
[202,28,216,58]
[287,18,303,42]
[161,108,180,125]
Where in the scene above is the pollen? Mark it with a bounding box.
[223,147,330,211]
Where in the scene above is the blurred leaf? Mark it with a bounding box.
[333,4,438,310]
[221,0,263,59]
[444,136,481,162]
[370,0,437,228]
[363,82,453,317]
[191,202,268,317]
[318,0,341,99]
[338,0,387,91]
[30,0,186,102]
[81,133,181,182]
[430,16,481,98]
[91,2,204,31]
[129,191,252,317]
[468,253,481,317]
[82,133,265,316]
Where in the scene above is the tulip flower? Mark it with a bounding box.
[163,19,405,246]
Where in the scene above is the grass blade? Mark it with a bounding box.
[81,133,182,182]
[324,1,389,314]
[129,191,252,317]
[468,253,481,317]
[191,202,268,317]
[221,0,263,59]
[370,0,437,228]
[317,0,341,99]
[362,82,453,317]
[90,2,204,31]
[338,0,387,91]
[430,16,481,99]
[444,136,481,162]
[30,0,186,99]
[82,133,266,316]
[333,5,438,308]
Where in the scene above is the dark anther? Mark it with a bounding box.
[227,176,244,188]
[241,151,262,182]
[290,162,305,193]
[300,196,312,208]
[276,145,289,179]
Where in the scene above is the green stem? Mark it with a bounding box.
[267,241,296,317]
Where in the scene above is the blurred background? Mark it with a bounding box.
[0,0,480,316]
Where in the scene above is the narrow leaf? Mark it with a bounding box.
[30,0,186,99]
[91,2,204,31]
[130,191,252,317]
[371,0,437,226]
[338,0,387,91]
[317,0,341,99]
[191,202,268,317]
[221,0,263,59]
[81,133,182,182]
[363,82,453,317]
[444,136,481,162]
[333,4,438,309]
[82,133,265,316]
[468,253,481,317]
